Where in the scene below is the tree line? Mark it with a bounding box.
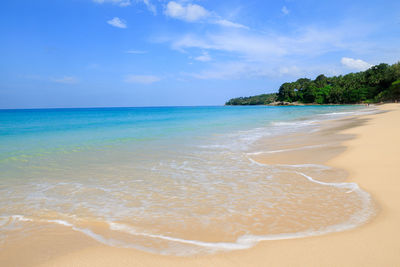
[226,62,400,105]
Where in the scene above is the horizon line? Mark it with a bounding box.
[0,104,231,111]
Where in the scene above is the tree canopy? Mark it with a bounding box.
[226,62,400,105]
[225,93,278,105]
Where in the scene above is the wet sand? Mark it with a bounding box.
[1,104,400,266]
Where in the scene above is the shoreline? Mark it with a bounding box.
[1,104,399,266]
[227,102,376,106]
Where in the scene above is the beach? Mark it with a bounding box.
[2,0,399,265]
[1,104,399,266]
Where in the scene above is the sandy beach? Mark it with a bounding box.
[2,0,399,265]
[1,104,400,267]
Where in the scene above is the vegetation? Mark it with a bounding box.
[226,62,400,105]
[225,93,277,105]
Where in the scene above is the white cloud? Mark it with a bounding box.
[188,62,253,80]
[186,61,280,80]
[125,50,147,54]
[164,1,209,22]
[23,75,80,84]
[142,0,157,15]
[124,75,161,84]
[215,19,249,29]
[92,0,131,7]
[194,51,211,62]
[162,21,378,80]
[281,6,289,15]
[107,17,127,28]
[185,61,335,80]
[279,65,300,76]
[163,1,248,29]
[341,57,372,71]
[51,76,79,84]
[168,24,370,63]
[93,0,156,13]
[170,32,286,59]
[93,0,157,14]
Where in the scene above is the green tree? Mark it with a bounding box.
[226,61,400,105]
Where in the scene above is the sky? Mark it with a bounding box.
[0,0,399,109]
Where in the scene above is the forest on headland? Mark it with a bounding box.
[225,62,400,105]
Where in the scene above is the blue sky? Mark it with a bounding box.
[0,0,399,108]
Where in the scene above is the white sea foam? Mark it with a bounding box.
[4,173,375,256]
[247,157,268,166]
[46,219,73,227]
[247,144,326,155]
[321,111,355,116]
[109,222,252,251]
[271,120,317,126]
[295,171,359,193]
[11,215,33,222]
[278,163,331,170]
[321,108,379,118]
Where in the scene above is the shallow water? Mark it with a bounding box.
[0,105,377,255]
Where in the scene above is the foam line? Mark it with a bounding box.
[278,163,331,169]
[247,157,268,166]
[247,144,326,155]
[9,215,33,223]
[3,170,374,255]
[109,222,252,250]
[4,199,374,256]
[295,171,359,192]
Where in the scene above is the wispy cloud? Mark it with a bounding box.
[161,20,379,80]
[215,19,248,29]
[124,74,161,84]
[281,6,289,15]
[164,1,209,22]
[194,51,211,62]
[186,61,301,80]
[107,17,127,28]
[23,75,80,84]
[187,62,255,80]
[125,50,147,54]
[341,57,372,71]
[163,1,248,29]
[184,60,340,80]
[141,0,157,15]
[92,0,131,7]
[51,76,79,84]
[170,32,286,59]
[86,63,100,70]
[93,0,157,14]
[168,23,373,62]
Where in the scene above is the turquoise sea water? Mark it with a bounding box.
[0,105,375,255]
[0,105,365,159]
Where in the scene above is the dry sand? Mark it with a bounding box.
[4,104,400,267]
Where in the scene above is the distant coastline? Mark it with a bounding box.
[226,62,400,106]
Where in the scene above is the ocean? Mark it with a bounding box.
[0,105,376,255]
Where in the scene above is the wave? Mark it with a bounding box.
[4,168,374,256]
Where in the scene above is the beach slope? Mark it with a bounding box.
[36,104,400,267]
